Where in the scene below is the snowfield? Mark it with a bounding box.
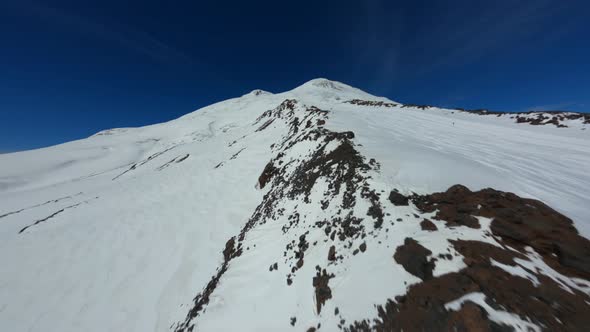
[1,79,589,331]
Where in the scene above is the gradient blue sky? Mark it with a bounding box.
[1,0,589,152]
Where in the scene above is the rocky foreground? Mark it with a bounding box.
[175,98,590,332]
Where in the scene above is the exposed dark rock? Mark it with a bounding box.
[446,302,498,332]
[393,238,435,280]
[359,242,367,253]
[348,259,590,332]
[513,112,590,127]
[177,154,190,162]
[437,253,453,260]
[328,245,336,261]
[411,185,480,229]
[364,188,385,228]
[176,264,228,331]
[411,184,590,279]
[313,268,334,314]
[256,118,275,132]
[258,162,278,189]
[400,104,432,110]
[113,146,176,180]
[223,237,238,260]
[420,219,437,231]
[388,190,409,206]
[346,99,397,108]
[157,153,190,170]
[454,108,505,116]
[230,149,245,160]
[455,107,590,127]
[348,185,590,332]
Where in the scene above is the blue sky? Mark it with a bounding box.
[1,0,589,152]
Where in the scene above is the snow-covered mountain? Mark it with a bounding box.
[1,78,589,331]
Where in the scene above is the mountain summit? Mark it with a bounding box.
[288,78,398,104]
[1,80,589,331]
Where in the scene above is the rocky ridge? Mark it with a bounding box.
[175,97,590,331]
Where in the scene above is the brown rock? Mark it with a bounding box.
[393,238,435,280]
[420,219,437,231]
[328,245,336,261]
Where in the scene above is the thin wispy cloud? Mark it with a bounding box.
[19,1,194,65]
[412,0,564,75]
[359,0,404,92]
[354,0,583,88]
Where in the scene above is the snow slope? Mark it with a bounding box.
[0,78,589,331]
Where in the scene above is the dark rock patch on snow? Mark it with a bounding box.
[412,184,590,278]
[420,219,437,231]
[113,146,176,180]
[157,154,190,171]
[313,267,334,314]
[513,111,590,127]
[455,107,590,128]
[388,190,409,206]
[411,185,481,229]
[400,104,432,110]
[258,162,278,189]
[346,99,397,108]
[393,238,435,281]
[328,245,336,261]
[348,184,590,331]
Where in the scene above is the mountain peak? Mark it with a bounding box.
[304,78,347,90]
[290,78,397,104]
[245,89,272,97]
[296,78,353,91]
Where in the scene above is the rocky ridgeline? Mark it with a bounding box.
[346,99,398,108]
[346,98,589,128]
[175,99,590,332]
[175,98,388,331]
[454,108,590,128]
[514,112,590,127]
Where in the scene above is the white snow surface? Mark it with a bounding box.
[0,78,589,331]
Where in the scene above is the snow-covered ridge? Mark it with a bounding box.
[289,78,397,104]
[245,89,272,97]
[448,108,590,128]
[0,78,589,332]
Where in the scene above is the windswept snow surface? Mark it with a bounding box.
[0,78,589,331]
